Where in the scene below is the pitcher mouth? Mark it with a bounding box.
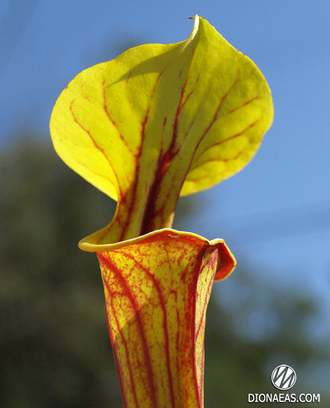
[79,228,236,281]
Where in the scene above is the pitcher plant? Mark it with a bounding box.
[50,15,273,408]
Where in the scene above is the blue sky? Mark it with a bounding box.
[1,1,330,340]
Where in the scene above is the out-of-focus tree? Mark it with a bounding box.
[0,139,329,407]
[205,268,330,407]
[0,139,120,407]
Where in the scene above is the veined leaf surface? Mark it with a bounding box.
[50,15,273,245]
[98,229,235,408]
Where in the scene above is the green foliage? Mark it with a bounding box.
[1,139,329,407]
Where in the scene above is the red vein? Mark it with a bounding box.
[186,152,244,178]
[120,249,176,408]
[163,246,182,396]
[192,119,259,167]
[99,253,157,408]
[74,158,117,186]
[193,74,240,141]
[193,251,218,400]
[69,100,123,200]
[135,66,198,228]
[191,247,208,408]
[195,258,215,342]
[185,74,260,168]
[101,271,139,408]
[180,65,240,149]
[225,95,259,116]
[180,47,207,109]
[125,70,175,236]
[102,79,136,157]
[55,124,118,191]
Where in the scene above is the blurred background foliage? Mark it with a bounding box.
[1,138,330,407]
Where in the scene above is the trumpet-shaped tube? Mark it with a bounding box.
[97,229,235,408]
